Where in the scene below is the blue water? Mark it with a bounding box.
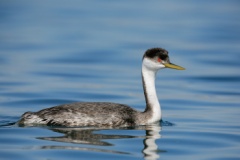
[0,1,240,160]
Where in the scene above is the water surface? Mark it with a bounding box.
[0,1,240,160]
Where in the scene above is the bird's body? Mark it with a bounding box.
[19,102,142,127]
[18,48,185,127]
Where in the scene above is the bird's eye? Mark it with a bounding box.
[157,58,162,62]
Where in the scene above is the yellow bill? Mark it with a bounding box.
[164,63,185,70]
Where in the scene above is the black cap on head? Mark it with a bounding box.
[143,48,169,62]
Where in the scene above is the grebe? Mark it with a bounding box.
[18,48,185,127]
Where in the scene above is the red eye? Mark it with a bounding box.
[158,58,162,62]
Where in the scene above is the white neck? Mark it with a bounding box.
[142,58,162,123]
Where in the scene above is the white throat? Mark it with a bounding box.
[142,58,162,123]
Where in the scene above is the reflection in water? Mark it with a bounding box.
[143,125,162,160]
[37,124,162,160]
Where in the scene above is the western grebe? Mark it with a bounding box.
[18,48,185,127]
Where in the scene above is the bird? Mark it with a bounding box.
[18,48,185,127]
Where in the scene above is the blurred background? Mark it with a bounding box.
[0,1,240,160]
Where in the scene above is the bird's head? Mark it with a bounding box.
[143,48,185,71]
